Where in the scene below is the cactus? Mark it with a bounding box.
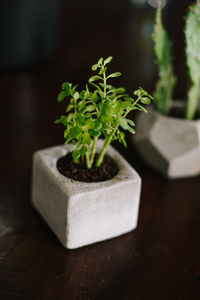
[152,2,177,114]
[185,1,200,120]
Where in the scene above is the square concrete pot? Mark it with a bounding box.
[32,140,141,249]
[133,102,200,179]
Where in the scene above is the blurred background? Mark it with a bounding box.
[0,0,193,186]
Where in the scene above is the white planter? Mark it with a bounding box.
[133,102,200,179]
[32,140,141,249]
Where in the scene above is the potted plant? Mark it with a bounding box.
[134,0,200,179]
[32,57,153,249]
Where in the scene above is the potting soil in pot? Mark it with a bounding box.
[57,154,118,182]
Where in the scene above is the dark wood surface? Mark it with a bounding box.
[0,0,200,299]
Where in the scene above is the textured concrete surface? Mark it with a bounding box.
[134,104,200,179]
[32,140,141,249]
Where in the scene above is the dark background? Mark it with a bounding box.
[1,0,200,299]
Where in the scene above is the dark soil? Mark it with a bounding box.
[57,153,119,182]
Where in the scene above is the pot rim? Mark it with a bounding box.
[151,100,200,124]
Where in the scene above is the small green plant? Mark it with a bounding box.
[153,0,200,120]
[55,57,153,169]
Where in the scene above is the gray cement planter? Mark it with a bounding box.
[32,141,141,249]
[133,102,200,179]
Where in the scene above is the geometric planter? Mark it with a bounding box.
[133,102,200,179]
[32,140,141,249]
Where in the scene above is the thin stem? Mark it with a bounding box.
[85,152,91,169]
[102,69,106,103]
[133,95,142,107]
[90,136,98,165]
[96,135,112,167]
[96,121,119,167]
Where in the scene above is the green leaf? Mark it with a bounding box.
[119,131,127,147]
[89,75,101,82]
[62,82,72,95]
[90,90,99,103]
[134,89,143,97]
[77,114,86,126]
[66,104,73,112]
[98,57,103,65]
[55,115,67,125]
[79,90,86,100]
[127,126,136,134]
[87,119,102,131]
[92,64,99,71]
[102,102,114,116]
[118,117,128,130]
[64,137,71,145]
[69,126,82,138]
[64,128,69,138]
[84,105,96,113]
[54,119,61,124]
[57,91,67,102]
[107,72,121,78]
[88,129,101,137]
[89,82,103,93]
[93,120,102,131]
[79,146,88,155]
[104,56,113,65]
[141,97,151,105]
[99,67,107,75]
[72,150,80,160]
[72,140,76,145]
[139,87,153,99]
[83,132,92,145]
[136,104,147,113]
[126,119,135,126]
[124,96,133,102]
[99,83,113,90]
[73,92,79,101]
[110,87,125,94]
[67,113,74,122]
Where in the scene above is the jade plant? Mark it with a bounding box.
[153,0,200,120]
[55,57,153,169]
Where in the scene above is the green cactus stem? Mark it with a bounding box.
[185,1,200,120]
[152,2,177,114]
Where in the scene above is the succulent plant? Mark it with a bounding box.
[153,0,200,120]
[152,1,176,115]
[185,0,200,119]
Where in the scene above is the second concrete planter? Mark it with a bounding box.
[133,102,200,179]
[32,140,141,249]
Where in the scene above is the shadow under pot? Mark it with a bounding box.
[133,101,200,179]
[32,140,141,249]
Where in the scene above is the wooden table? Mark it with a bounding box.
[0,0,199,299]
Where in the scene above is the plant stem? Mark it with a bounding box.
[96,135,112,167]
[103,71,106,102]
[85,152,91,169]
[90,136,98,165]
[96,121,118,167]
